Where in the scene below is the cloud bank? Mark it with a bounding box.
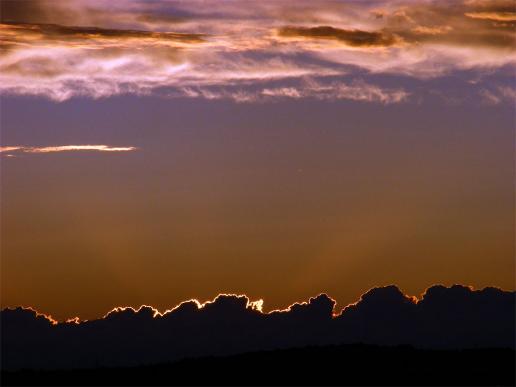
[0,0,514,102]
[2,284,514,370]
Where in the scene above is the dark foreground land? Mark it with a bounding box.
[2,344,515,386]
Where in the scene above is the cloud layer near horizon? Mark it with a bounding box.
[2,284,514,370]
[0,0,514,102]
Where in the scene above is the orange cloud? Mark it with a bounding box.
[0,145,137,154]
[0,0,514,101]
[277,26,398,47]
[465,11,516,21]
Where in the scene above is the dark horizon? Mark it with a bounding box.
[2,282,513,322]
[4,346,515,386]
[2,283,514,371]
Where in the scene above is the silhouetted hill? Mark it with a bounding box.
[2,344,515,386]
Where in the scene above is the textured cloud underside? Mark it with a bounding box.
[0,0,514,102]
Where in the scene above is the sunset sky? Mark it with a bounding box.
[0,0,514,321]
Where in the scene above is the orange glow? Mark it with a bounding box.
[65,317,82,324]
[5,285,500,323]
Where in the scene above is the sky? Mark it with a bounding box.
[0,0,514,321]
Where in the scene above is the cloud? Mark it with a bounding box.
[0,146,22,153]
[465,11,516,21]
[277,26,398,47]
[180,79,409,104]
[1,22,205,43]
[1,285,514,370]
[0,145,137,154]
[0,0,514,101]
[478,85,516,105]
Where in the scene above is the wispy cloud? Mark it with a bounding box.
[0,145,137,154]
[181,79,409,104]
[465,12,516,21]
[0,0,514,102]
[478,86,516,105]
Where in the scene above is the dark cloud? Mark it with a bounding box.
[278,26,398,47]
[466,0,516,14]
[383,1,516,49]
[1,285,514,370]
[277,1,515,50]
[1,22,205,43]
